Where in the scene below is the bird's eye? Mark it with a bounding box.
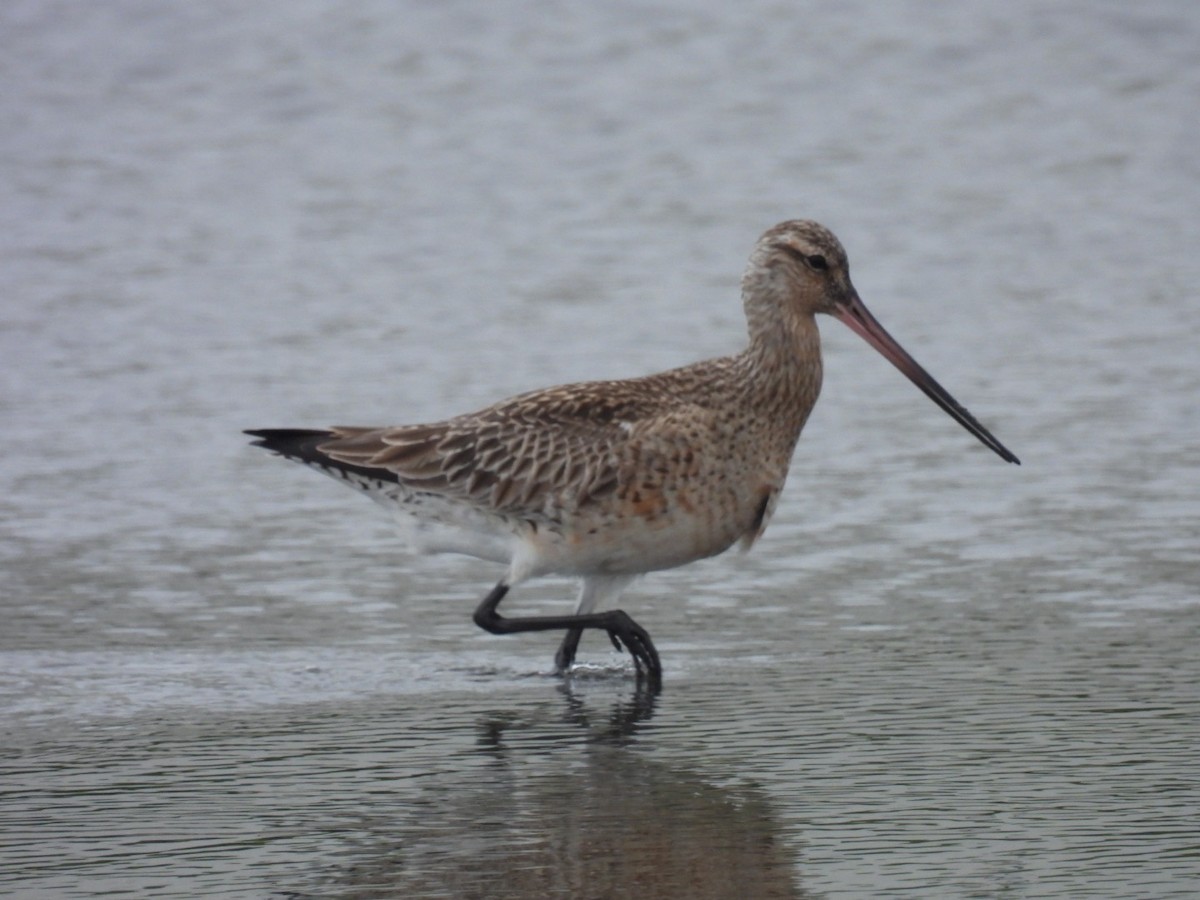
[777,244,830,271]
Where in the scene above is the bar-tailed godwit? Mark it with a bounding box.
[247,220,1018,683]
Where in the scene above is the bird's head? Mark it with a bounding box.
[743,219,1020,464]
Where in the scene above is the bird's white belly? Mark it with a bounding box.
[524,508,745,578]
[375,486,515,563]
[374,480,752,581]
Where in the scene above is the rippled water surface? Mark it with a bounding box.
[3,1,1199,897]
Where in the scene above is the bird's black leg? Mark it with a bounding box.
[473,583,661,682]
[554,628,584,674]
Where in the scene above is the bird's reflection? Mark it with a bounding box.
[558,677,659,742]
[298,679,809,899]
[477,677,658,752]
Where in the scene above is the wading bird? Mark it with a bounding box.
[247,220,1018,683]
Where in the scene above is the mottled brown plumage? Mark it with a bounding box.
[247,220,1017,682]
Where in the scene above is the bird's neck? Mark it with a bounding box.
[736,306,824,430]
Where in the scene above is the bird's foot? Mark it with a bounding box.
[601,610,662,683]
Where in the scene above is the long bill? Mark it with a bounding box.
[832,293,1020,464]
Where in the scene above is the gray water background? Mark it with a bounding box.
[2,1,1198,897]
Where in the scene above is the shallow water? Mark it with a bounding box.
[3,1,1199,897]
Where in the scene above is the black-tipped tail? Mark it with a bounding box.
[244,428,399,484]
[245,428,335,461]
